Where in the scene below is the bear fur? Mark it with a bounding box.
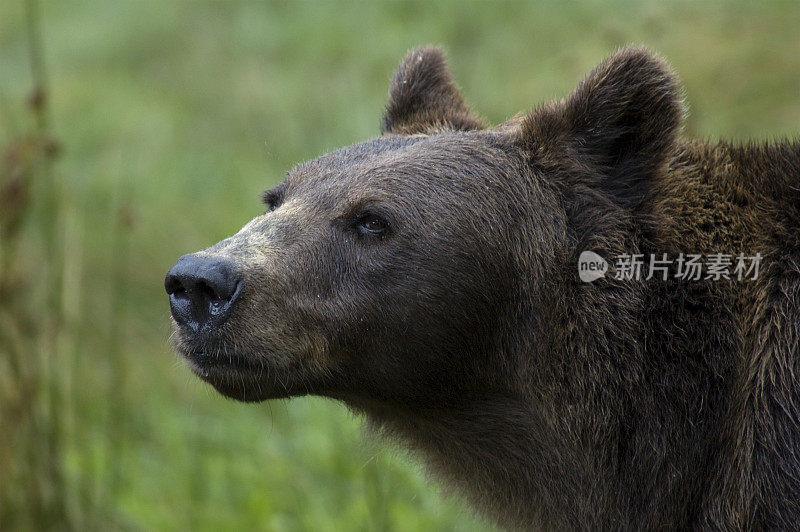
[168,46,800,529]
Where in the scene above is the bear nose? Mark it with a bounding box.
[164,254,242,332]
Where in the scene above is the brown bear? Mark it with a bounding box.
[165,46,800,529]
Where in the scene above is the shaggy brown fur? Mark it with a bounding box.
[166,47,800,529]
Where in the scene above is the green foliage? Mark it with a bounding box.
[1,1,798,529]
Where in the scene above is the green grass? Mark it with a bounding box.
[1,1,799,529]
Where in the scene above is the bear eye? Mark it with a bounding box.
[355,213,389,237]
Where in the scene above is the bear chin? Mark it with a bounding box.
[178,349,281,402]
[179,346,316,402]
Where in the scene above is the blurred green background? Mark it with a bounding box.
[1,1,798,530]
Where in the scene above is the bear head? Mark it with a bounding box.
[165,46,684,407]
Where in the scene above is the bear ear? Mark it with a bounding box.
[521,47,685,208]
[381,47,484,135]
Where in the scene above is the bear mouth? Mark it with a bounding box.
[172,335,309,402]
[184,349,263,372]
[180,348,285,402]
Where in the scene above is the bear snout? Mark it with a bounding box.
[165,254,242,333]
